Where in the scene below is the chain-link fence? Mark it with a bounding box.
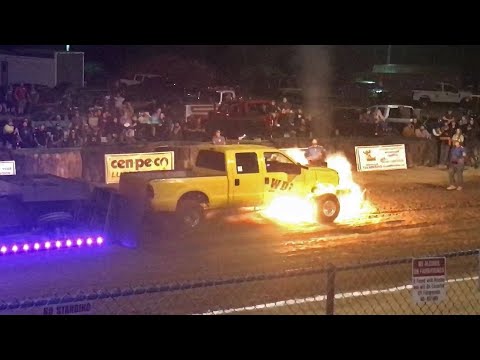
[1,249,479,315]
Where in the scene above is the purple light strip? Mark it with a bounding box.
[0,236,105,256]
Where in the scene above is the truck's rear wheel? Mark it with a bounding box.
[37,211,74,232]
[176,200,205,232]
[419,98,430,108]
[316,194,340,224]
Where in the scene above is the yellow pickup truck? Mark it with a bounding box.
[118,144,341,231]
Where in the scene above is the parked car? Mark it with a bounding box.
[413,82,472,107]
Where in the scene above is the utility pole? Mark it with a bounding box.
[387,45,392,64]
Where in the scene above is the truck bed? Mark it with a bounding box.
[119,170,229,208]
[120,170,223,182]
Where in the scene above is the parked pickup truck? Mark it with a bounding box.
[206,99,273,139]
[118,144,342,231]
[118,73,163,87]
[185,88,236,121]
[412,82,472,107]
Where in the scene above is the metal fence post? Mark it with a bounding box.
[326,263,336,315]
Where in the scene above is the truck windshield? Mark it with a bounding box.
[200,91,221,104]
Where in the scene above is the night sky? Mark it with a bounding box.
[2,45,480,80]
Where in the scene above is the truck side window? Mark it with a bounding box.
[196,150,226,172]
[444,85,457,93]
[389,108,400,118]
[235,153,259,174]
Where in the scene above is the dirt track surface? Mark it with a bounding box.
[1,166,480,305]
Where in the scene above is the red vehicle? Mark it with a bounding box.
[206,99,274,140]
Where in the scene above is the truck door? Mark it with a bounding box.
[432,83,443,102]
[443,84,458,103]
[231,152,264,207]
[263,152,305,198]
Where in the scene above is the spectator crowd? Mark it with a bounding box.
[0,83,40,116]
[0,88,314,149]
[5,80,475,170]
[263,98,313,139]
[401,109,480,167]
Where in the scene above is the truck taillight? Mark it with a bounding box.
[146,185,154,199]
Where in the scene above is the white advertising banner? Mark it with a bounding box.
[0,161,16,175]
[355,144,407,172]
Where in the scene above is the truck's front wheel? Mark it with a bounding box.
[316,194,340,224]
[176,200,205,231]
[460,98,471,108]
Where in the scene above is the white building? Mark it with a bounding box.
[0,48,84,88]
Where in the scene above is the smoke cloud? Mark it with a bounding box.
[298,45,332,137]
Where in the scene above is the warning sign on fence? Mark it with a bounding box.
[412,257,446,304]
[42,302,93,315]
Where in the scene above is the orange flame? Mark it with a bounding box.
[262,150,377,226]
[322,153,376,224]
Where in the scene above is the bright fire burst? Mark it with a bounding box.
[261,150,377,226]
[262,195,317,224]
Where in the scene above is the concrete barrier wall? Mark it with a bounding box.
[10,148,83,179]
[2,137,438,183]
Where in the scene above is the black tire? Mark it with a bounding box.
[419,98,430,108]
[175,199,205,232]
[37,211,74,231]
[460,98,471,109]
[316,194,340,224]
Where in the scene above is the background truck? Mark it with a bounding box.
[412,82,472,107]
[206,99,272,140]
[368,104,415,124]
[118,144,342,232]
[184,88,236,121]
[118,73,163,87]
